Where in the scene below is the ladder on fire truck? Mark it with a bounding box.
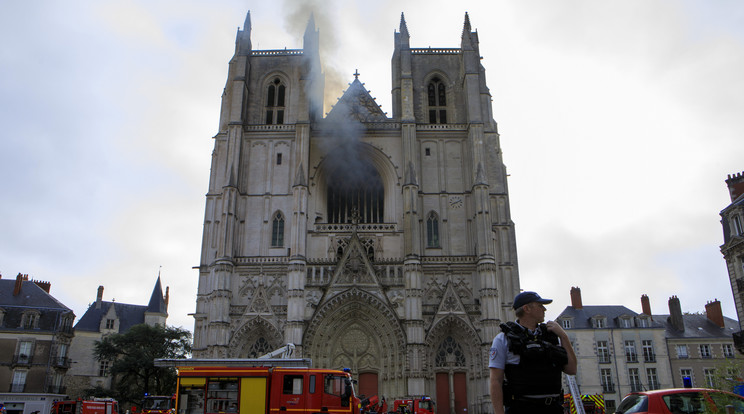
[258,343,295,359]
[566,375,586,414]
[155,344,307,368]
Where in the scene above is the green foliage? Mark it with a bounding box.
[709,357,744,393]
[94,324,191,406]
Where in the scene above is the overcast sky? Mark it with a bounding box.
[1,1,743,331]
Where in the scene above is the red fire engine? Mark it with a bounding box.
[134,395,176,414]
[392,397,435,414]
[155,358,360,414]
[50,399,119,414]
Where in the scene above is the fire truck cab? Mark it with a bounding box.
[155,359,359,414]
[50,399,119,414]
[136,395,176,414]
[392,397,434,414]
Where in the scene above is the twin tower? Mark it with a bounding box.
[193,11,520,414]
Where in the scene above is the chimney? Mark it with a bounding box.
[668,296,684,332]
[570,286,583,309]
[726,171,744,202]
[705,299,725,328]
[14,273,28,296]
[641,294,652,318]
[96,286,104,309]
[33,279,51,293]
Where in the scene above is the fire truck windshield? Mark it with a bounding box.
[143,398,171,410]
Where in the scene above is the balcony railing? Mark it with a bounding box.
[644,355,656,363]
[10,383,25,393]
[630,383,644,392]
[601,383,615,393]
[598,355,612,364]
[13,354,32,365]
[47,385,66,394]
[52,356,71,368]
[626,354,638,363]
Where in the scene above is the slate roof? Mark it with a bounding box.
[74,302,147,333]
[147,276,167,314]
[0,279,73,332]
[0,280,71,310]
[557,305,666,329]
[73,277,166,333]
[654,313,739,339]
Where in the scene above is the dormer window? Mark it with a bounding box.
[560,319,572,329]
[592,317,606,328]
[733,215,743,236]
[21,312,39,329]
[265,78,286,125]
[427,77,447,124]
[620,317,633,328]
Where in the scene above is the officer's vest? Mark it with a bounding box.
[500,321,568,397]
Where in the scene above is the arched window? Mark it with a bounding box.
[265,78,286,125]
[435,336,465,367]
[326,158,384,224]
[271,212,284,247]
[247,337,273,358]
[427,212,440,248]
[427,77,447,124]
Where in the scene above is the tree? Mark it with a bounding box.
[94,324,191,406]
[711,357,744,393]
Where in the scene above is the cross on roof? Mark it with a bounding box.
[353,69,360,79]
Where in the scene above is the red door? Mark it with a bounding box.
[435,373,449,414]
[358,373,378,399]
[453,373,467,414]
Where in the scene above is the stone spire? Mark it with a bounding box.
[236,11,252,55]
[400,12,410,39]
[461,12,475,50]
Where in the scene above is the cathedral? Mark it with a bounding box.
[192,11,520,414]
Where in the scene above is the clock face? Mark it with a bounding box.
[449,196,463,208]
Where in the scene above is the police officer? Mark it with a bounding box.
[489,291,577,414]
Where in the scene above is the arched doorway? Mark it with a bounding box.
[304,288,406,398]
[427,316,485,414]
[228,317,283,357]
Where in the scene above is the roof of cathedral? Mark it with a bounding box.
[325,77,387,123]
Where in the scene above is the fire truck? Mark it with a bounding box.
[360,395,387,414]
[562,393,605,414]
[50,398,119,414]
[392,397,434,414]
[134,395,176,414]
[154,358,360,414]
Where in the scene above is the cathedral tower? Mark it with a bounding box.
[193,12,520,414]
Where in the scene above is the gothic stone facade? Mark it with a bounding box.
[720,171,744,351]
[193,13,520,413]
